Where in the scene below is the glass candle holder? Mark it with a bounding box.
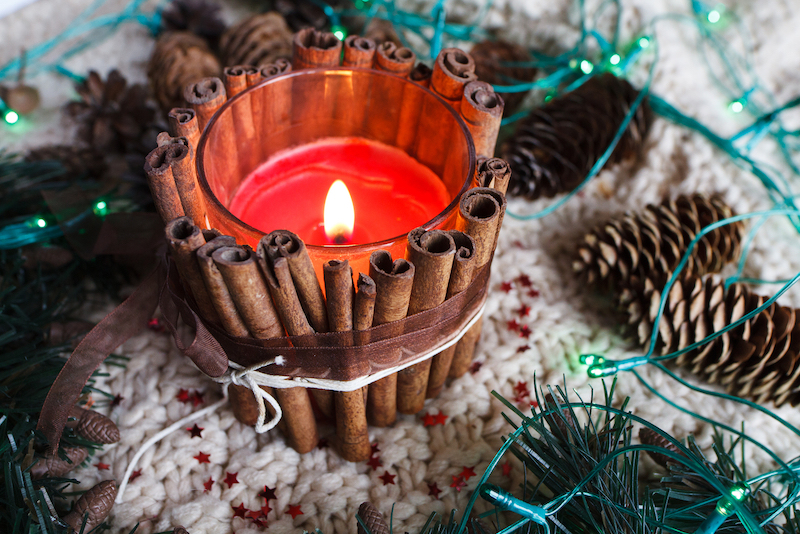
[196,68,476,278]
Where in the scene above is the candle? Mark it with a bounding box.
[228,137,451,246]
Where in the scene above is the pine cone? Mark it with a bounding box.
[274,0,328,31]
[219,12,293,68]
[148,31,222,114]
[161,0,226,41]
[574,194,745,292]
[30,447,89,479]
[639,427,681,468]
[363,19,402,48]
[25,145,107,179]
[470,39,535,114]
[173,528,190,534]
[65,70,156,153]
[502,73,652,199]
[67,406,121,444]
[357,502,389,534]
[622,274,800,407]
[62,480,117,533]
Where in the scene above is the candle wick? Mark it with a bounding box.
[332,233,349,245]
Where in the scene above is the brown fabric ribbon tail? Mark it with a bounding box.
[37,265,162,453]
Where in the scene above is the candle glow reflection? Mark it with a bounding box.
[323,180,355,244]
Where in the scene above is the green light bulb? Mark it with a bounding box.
[5,110,19,124]
[729,100,744,113]
[94,200,108,216]
[707,9,721,23]
[332,25,347,41]
[638,37,650,49]
[579,60,594,74]
[36,218,47,228]
[609,54,621,65]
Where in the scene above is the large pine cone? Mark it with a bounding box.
[470,39,536,114]
[574,194,745,292]
[621,273,800,407]
[148,31,221,113]
[357,502,389,534]
[219,12,294,68]
[161,0,226,41]
[502,73,652,199]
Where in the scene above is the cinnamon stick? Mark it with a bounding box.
[427,230,477,398]
[259,59,293,151]
[396,63,432,152]
[145,144,185,224]
[343,35,376,67]
[461,81,504,158]
[260,59,292,80]
[367,251,415,427]
[477,157,512,196]
[224,65,258,97]
[223,65,259,173]
[167,108,200,150]
[262,230,328,333]
[367,42,417,145]
[291,28,342,69]
[197,237,249,336]
[184,77,227,131]
[430,48,478,112]
[353,273,377,331]
[397,229,456,414]
[165,137,206,226]
[325,260,371,461]
[165,217,219,324]
[374,42,416,77]
[449,187,507,378]
[156,132,186,147]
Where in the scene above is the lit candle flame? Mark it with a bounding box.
[324,180,355,244]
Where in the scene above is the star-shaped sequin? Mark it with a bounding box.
[371,443,380,455]
[203,477,214,492]
[128,469,142,482]
[517,274,532,287]
[501,461,512,477]
[224,472,239,488]
[428,482,441,498]
[433,412,448,425]
[176,389,190,403]
[500,281,513,293]
[450,475,466,492]
[517,305,531,317]
[379,471,396,485]
[147,317,164,332]
[187,423,203,438]
[261,503,272,516]
[516,344,530,353]
[194,451,210,464]
[259,485,277,501]
[460,466,477,481]
[95,462,109,470]
[190,391,204,407]
[519,325,532,338]
[506,319,520,331]
[366,456,383,470]
[469,361,483,374]
[527,288,540,298]
[286,504,304,519]
[422,413,436,427]
[110,394,124,407]
[232,503,247,518]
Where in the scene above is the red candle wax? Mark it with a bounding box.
[229,137,451,245]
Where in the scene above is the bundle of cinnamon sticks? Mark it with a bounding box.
[145,30,512,461]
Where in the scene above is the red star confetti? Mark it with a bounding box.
[469,361,483,374]
[517,304,531,317]
[371,443,380,455]
[286,504,304,519]
[224,472,239,488]
[147,317,164,332]
[527,288,540,298]
[513,381,530,396]
[95,462,109,470]
[187,423,203,438]
[450,475,466,492]
[110,394,124,407]
[194,451,211,464]
[203,477,214,492]
[176,389,190,403]
[248,510,265,526]
[317,437,329,449]
[422,412,436,427]
[259,485,277,501]
[506,319,520,331]
[433,412,448,425]
[460,466,477,481]
[501,461,512,477]
[516,345,530,353]
[517,274,532,287]
[513,240,524,248]
[190,391,205,407]
[500,281,513,293]
[366,456,383,470]
[519,325,532,338]
[428,482,441,498]
[129,469,142,482]
[379,471,396,485]
[530,400,539,409]
[261,503,272,516]
[232,503,248,518]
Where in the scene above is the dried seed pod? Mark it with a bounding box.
[62,480,117,533]
[148,31,221,113]
[219,12,294,68]
[0,84,40,114]
[639,427,681,467]
[357,502,389,534]
[469,39,536,113]
[67,407,121,444]
[502,73,652,199]
[30,447,89,479]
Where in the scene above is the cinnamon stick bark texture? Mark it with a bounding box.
[325,260,372,461]
[396,64,433,152]
[343,35,376,67]
[370,43,417,145]
[461,81,504,158]
[223,66,258,173]
[166,138,206,226]
[183,77,227,131]
[374,42,416,76]
[165,217,219,324]
[168,108,200,150]
[427,230,477,398]
[291,28,342,69]
[145,144,186,224]
[397,229,456,414]
[353,273,377,331]
[259,59,293,149]
[262,230,328,333]
[477,157,512,196]
[367,251,415,427]
[223,65,258,97]
[430,48,478,112]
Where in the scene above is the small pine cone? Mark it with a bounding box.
[67,406,121,444]
[469,40,536,114]
[219,12,294,68]
[62,480,117,533]
[274,0,328,32]
[30,447,89,479]
[161,0,226,41]
[148,31,222,113]
[357,502,389,534]
[25,145,107,179]
[574,193,745,292]
[173,527,190,534]
[623,274,800,407]
[639,427,681,467]
[502,73,652,199]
